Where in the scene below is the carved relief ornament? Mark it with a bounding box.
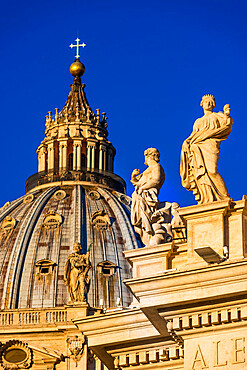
[87,190,101,200]
[42,210,62,230]
[91,210,111,230]
[0,340,32,369]
[54,189,67,200]
[23,194,34,204]
[0,217,16,238]
[67,336,85,367]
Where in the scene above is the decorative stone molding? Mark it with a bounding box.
[0,217,16,238]
[42,210,62,230]
[54,189,67,200]
[119,194,131,206]
[23,194,34,204]
[112,191,132,206]
[67,335,85,367]
[97,260,117,276]
[35,260,56,278]
[165,304,247,333]
[91,210,111,230]
[1,201,10,210]
[113,345,183,368]
[0,340,32,369]
[167,321,184,348]
[87,190,101,200]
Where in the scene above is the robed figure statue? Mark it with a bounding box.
[64,242,91,304]
[180,95,233,204]
[131,148,165,246]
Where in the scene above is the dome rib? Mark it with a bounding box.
[100,188,139,251]
[5,187,58,309]
[0,194,27,223]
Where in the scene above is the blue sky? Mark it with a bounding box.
[1,0,247,207]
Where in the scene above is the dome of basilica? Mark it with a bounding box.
[0,54,140,311]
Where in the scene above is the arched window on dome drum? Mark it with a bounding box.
[68,153,73,171]
[81,153,86,169]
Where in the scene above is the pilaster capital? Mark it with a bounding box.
[48,144,55,151]
[87,139,97,149]
[58,139,68,148]
[38,146,47,155]
[73,140,83,148]
[99,143,107,152]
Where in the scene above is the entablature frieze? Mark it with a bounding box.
[124,260,247,309]
[163,302,247,336]
[112,345,184,369]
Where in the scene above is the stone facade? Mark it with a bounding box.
[0,47,246,370]
[77,198,247,369]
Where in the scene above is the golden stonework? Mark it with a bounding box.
[0,340,32,369]
[42,210,62,230]
[0,217,16,238]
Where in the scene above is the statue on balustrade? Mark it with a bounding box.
[180,95,234,204]
[131,148,184,247]
[64,242,91,304]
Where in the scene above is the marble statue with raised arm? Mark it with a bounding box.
[180,95,234,204]
[64,242,91,304]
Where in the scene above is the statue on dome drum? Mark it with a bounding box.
[180,95,234,204]
[64,242,92,304]
[131,148,184,247]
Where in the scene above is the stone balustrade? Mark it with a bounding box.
[0,308,68,326]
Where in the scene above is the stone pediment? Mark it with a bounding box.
[30,344,65,365]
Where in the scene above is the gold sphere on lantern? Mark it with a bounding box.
[70,59,85,77]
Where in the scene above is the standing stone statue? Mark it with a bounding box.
[64,242,91,304]
[180,95,233,204]
[131,148,165,246]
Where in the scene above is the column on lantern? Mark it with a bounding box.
[47,142,55,171]
[38,146,47,172]
[59,140,68,170]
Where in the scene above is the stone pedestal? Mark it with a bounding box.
[65,303,89,321]
[123,242,173,279]
[178,197,247,268]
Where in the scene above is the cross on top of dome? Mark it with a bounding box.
[69,38,86,59]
